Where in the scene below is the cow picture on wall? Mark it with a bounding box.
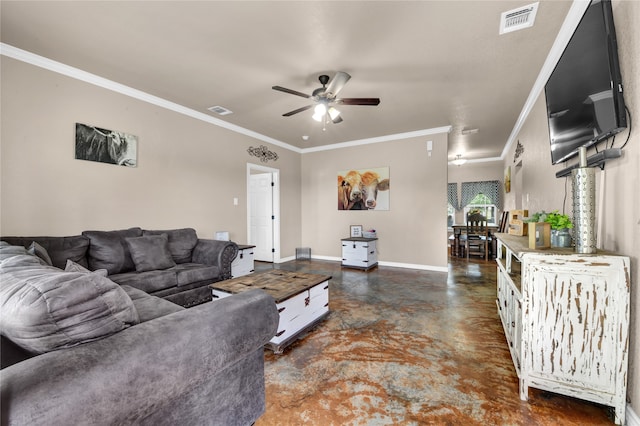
[338,167,390,210]
[75,123,138,167]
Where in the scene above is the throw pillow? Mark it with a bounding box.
[143,228,198,264]
[125,234,176,272]
[65,259,108,277]
[27,241,53,266]
[82,228,142,275]
[0,245,140,354]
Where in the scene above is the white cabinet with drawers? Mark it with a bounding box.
[341,237,378,270]
[495,233,630,425]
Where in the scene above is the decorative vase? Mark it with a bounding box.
[557,228,572,248]
[551,229,559,247]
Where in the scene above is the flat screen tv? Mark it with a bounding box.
[545,0,626,165]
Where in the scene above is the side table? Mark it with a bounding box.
[231,244,255,278]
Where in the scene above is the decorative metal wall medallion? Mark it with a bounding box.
[514,140,524,163]
[248,145,278,163]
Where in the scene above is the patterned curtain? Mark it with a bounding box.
[461,180,501,208]
[447,183,459,210]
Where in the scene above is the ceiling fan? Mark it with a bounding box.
[272,72,380,124]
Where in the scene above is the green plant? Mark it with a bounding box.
[544,210,573,230]
[524,211,549,223]
[524,210,573,229]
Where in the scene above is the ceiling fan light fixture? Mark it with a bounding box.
[314,104,327,115]
[452,155,467,166]
[328,107,340,121]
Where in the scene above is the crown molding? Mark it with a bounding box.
[301,126,453,154]
[0,42,302,153]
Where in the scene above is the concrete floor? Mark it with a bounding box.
[254,257,615,425]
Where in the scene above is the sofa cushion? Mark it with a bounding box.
[0,243,139,354]
[28,241,53,266]
[109,269,178,294]
[143,228,198,264]
[174,263,221,287]
[83,228,142,275]
[1,235,90,270]
[65,259,108,277]
[121,285,184,322]
[125,234,176,272]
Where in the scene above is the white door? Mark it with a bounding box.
[249,172,273,261]
[247,164,280,262]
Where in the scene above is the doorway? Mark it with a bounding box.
[247,163,280,262]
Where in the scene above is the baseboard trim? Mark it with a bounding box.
[304,255,448,273]
[628,403,640,426]
[378,260,448,273]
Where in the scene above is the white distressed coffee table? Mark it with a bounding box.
[210,269,330,354]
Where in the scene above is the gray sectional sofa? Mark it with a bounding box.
[0,241,279,425]
[2,227,238,307]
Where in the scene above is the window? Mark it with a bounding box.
[447,182,458,227]
[463,193,497,225]
[447,203,455,227]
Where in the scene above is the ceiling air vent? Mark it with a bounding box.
[207,105,233,116]
[499,2,539,34]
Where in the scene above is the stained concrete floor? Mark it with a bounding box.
[254,257,615,426]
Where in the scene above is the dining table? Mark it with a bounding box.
[449,224,499,258]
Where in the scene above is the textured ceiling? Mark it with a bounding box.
[0,1,575,161]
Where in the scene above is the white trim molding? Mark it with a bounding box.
[309,256,448,273]
[0,43,300,152]
[1,42,451,156]
[301,126,453,154]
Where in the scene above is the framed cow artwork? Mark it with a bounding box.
[337,166,390,211]
[75,122,138,167]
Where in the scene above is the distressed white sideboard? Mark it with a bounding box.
[494,233,630,425]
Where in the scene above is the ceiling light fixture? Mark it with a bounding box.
[452,155,467,166]
[312,103,327,122]
[328,107,340,121]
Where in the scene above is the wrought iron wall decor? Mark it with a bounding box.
[248,145,278,163]
[513,140,524,163]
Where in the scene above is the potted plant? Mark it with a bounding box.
[525,210,573,247]
[545,210,573,230]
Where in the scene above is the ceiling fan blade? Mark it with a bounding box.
[282,105,313,117]
[325,72,351,97]
[335,98,381,106]
[272,86,313,99]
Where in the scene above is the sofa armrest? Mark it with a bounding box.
[192,239,238,279]
[1,289,278,426]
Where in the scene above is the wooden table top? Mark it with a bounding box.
[210,269,332,303]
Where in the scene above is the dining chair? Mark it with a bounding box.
[466,213,489,260]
